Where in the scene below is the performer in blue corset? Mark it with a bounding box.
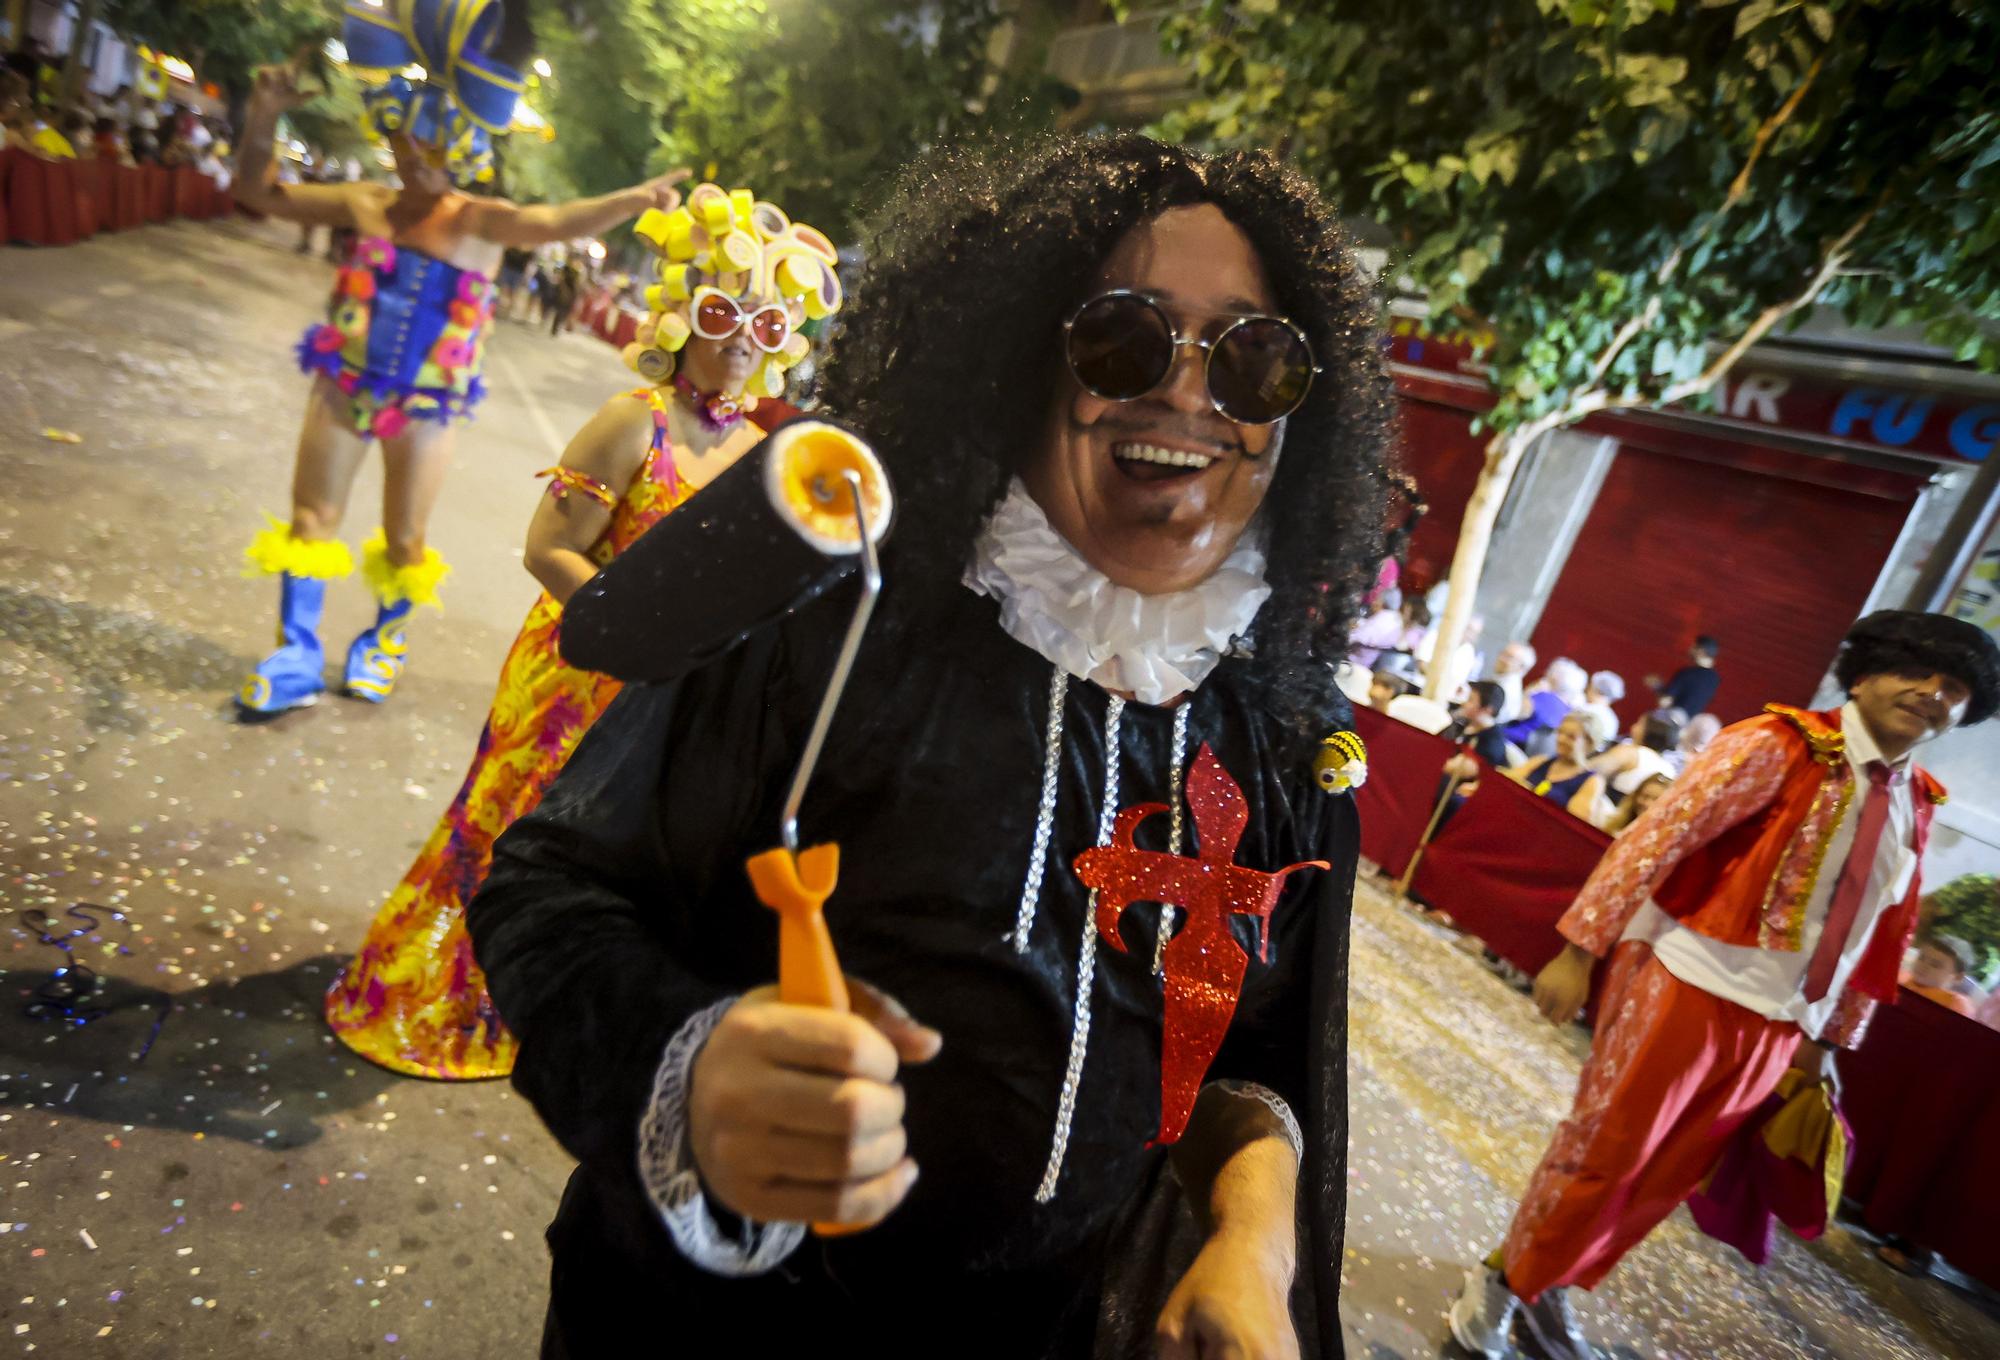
[230,0,686,717]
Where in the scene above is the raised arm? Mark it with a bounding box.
[523,392,656,605]
[467,169,691,248]
[232,64,363,227]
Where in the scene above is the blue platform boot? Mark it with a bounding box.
[343,530,448,704]
[237,518,352,718]
[343,597,414,702]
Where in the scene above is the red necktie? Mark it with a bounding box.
[1802,760,1895,1003]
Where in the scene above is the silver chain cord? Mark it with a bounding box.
[1034,691,1124,1204]
[1009,667,1070,952]
[1151,700,1191,975]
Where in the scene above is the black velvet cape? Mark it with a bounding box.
[468,563,1356,1358]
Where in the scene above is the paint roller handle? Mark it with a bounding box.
[744,843,849,1013]
[744,843,868,1237]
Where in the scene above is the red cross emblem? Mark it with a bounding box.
[1076,744,1327,1145]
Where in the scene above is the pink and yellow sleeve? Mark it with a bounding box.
[1820,987,1877,1050]
[536,466,620,511]
[1558,720,1793,956]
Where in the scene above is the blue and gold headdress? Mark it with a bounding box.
[341,0,525,188]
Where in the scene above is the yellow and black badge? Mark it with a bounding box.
[1314,730,1368,794]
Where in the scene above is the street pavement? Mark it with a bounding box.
[2,219,1996,1358]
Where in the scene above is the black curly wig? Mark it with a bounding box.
[1834,610,2000,725]
[815,133,1396,751]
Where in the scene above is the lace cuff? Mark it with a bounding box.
[636,997,806,1276]
[1210,1079,1305,1163]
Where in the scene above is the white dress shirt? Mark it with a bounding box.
[1619,702,1917,1040]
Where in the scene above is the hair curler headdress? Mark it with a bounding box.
[622,182,843,404]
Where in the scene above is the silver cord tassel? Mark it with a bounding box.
[1010,667,1070,952]
[1035,693,1124,1204]
[1152,700,1192,975]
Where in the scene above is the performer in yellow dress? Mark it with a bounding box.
[325,182,843,1078]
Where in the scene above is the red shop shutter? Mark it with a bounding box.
[1530,439,1922,728]
[1396,398,1489,595]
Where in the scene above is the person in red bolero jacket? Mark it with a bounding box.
[1448,610,2000,1360]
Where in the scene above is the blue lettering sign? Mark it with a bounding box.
[1828,388,1932,446]
[1949,404,2000,462]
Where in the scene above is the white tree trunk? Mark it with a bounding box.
[1422,427,1536,702]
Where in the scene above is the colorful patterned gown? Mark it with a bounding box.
[325,390,763,1078]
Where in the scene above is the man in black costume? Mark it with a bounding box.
[468,135,1394,1358]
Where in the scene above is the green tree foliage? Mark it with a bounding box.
[105,0,338,101]
[529,0,1058,236]
[1154,0,2000,692]
[1924,873,2000,981]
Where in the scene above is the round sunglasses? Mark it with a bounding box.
[1063,290,1318,426]
[692,287,791,354]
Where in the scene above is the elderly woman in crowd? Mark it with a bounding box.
[1504,710,1613,826]
[1664,711,1721,775]
[1578,670,1625,737]
[1502,656,1588,758]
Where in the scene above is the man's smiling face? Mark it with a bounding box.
[1020,203,1286,596]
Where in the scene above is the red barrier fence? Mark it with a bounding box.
[2,147,233,247]
[1348,704,2000,1287]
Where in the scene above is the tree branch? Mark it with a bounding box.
[1727,44,1831,206]
[1584,295,1663,389]
[1646,36,1833,291]
[1652,204,1873,407]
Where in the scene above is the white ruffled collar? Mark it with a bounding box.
[964,478,1271,706]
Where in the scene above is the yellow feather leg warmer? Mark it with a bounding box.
[360,531,450,609]
[242,514,355,580]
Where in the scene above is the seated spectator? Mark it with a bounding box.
[1370,655,1453,734]
[1579,669,1624,735]
[1589,709,1682,803]
[0,79,39,155]
[1503,711,1611,826]
[1662,710,1718,775]
[1484,640,1536,724]
[1332,659,1375,709]
[91,115,127,164]
[1348,587,1406,670]
[1648,633,1722,714]
[1396,595,1431,653]
[195,141,231,191]
[1439,681,1516,810]
[1500,656,1587,757]
[62,110,95,160]
[1603,771,1673,835]
[1900,934,1980,1017]
[1367,661,1418,713]
[1444,680,1514,770]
